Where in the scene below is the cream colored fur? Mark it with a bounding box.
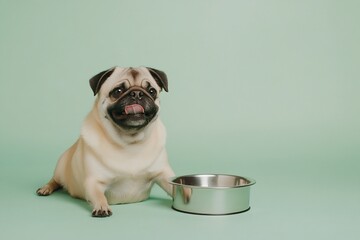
[37,67,175,217]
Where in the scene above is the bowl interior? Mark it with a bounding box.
[171,174,254,188]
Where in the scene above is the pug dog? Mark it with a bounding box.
[36,66,175,217]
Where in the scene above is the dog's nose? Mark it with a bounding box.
[130,90,144,99]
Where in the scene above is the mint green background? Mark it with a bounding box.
[1,0,359,239]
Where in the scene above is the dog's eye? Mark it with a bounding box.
[110,88,123,99]
[148,88,157,98]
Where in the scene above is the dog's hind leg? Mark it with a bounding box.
[36,178,62,196]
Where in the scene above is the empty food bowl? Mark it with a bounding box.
[169,174,255,215]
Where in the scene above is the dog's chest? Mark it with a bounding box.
[105,176,154,204]
[98,150,159,178]
[98,149,161,204]
[96,136,162,174]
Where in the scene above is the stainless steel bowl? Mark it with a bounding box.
[169,174,255,215]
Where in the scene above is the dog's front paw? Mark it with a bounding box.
[92,206,112,217]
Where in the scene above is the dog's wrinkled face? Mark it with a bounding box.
[107,80,159,130]
[89,67,168,132]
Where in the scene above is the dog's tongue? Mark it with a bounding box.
[124,104,145,114]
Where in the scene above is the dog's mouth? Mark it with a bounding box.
[108,100,158,131]
[124,104,145,115]
[111,104,145,119]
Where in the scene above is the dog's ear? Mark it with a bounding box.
[146,67,168,92]
[89,67,116,96]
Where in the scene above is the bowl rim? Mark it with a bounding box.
[168,173,256,189]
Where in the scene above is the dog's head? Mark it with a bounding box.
[89,66,168,132]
